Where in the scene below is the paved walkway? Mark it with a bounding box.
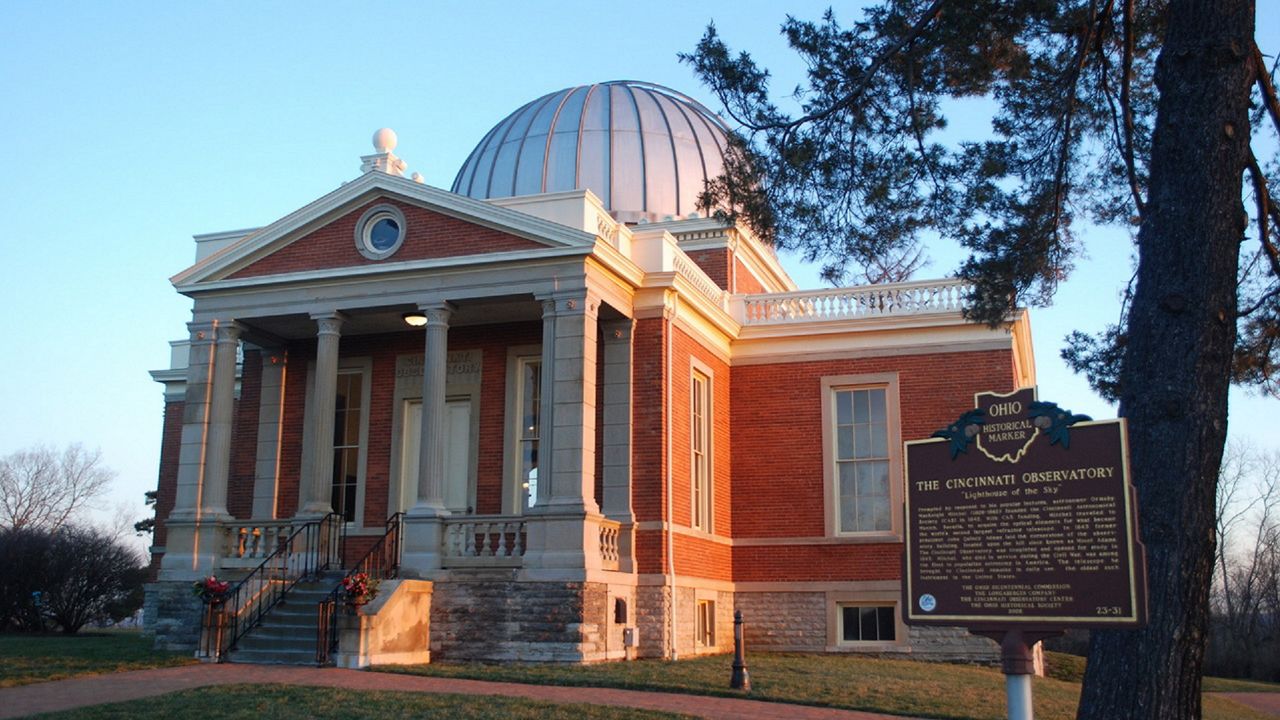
[0,664,918,720]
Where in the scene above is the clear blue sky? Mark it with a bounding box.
[1,2,1276,532]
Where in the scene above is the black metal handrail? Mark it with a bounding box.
[199,512,343,662]
[316,512,404,665]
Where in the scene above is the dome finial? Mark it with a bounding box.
[372,128,398,153]
[361,128,407,177]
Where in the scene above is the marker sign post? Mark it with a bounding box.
[904,388,1146,720]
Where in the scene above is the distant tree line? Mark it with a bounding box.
[0,444,146,634]
[1209,442,1280,681]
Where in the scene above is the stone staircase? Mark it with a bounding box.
[227,574,341,665]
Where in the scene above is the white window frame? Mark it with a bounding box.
[820,373,902,539]
[696,598,716,649]
[690,362,713,533]
[300,357,372,530]
[826,583,908,651]
[502,345,543,514]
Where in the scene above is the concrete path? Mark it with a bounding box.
[0,664,919,720]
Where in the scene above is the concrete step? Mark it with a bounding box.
[222,572,349,666]
[228,646,318,665]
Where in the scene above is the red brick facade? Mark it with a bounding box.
[229,198,546,279]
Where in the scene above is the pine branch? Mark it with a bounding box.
[747,0,949,140]
[1119,0,1146,216]
[1255,45,1280,137]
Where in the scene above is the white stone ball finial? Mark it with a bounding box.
[372,128,398,153]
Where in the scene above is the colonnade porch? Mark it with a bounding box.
[157,291,636,583]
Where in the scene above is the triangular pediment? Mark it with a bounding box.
[173,172,596,289]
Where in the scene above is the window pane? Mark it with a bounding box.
[837,426,854,460]
[836,391,853,425]
[868,389,886,423]
[345,407,361,443]
[345,373,363,409]
[860,607,878,640]
[853,390,870,424]
[839,463,856,531]
[858,496,890,532]
[870,423,887,458]
[877,607,896,641]
[856,461,889,498]
[854,424,872,459]
[842,606,859,641]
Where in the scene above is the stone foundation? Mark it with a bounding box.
[143,581,205,652]
[429,573,614,662]
[907,625,1001,664]
[735,591,827,651]
[635,584,670,658]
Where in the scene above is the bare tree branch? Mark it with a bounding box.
[0,444,114,530]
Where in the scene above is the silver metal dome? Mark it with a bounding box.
[451,80,729,223]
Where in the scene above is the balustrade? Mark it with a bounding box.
[598,519,621,571]
[222,521,295,566]
[442,516,526,568]
[739,279,969,325]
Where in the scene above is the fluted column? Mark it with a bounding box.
[413,302,453,515]
[170,321,217,522]
[251,349,287,519]
[199,321,242,518]
[301,312,344,516]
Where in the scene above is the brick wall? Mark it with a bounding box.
[732,256,766,294]
[684,248,730,289]
[227,350,261,519]
[230,198,546,279]
[150,399,183,575]
[728,349,1015,582]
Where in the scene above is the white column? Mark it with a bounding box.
[413,302,453,515]
[199,321,241,519]
[600,318,634,522]
[301,312,344,516]
[170,321,216,522]
[251,349,287,519]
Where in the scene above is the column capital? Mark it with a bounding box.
[186,320,217,344]
[310,311,346,336]
[416,301,455,325]
[601,317,636,341]
[213,321,243,345]
[536,291,600,318]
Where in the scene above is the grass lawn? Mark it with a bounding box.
[376,652,1271,720]
[0,630,196,688]
[1046,651,1280,694]
[30,684,690,720]
[1202,676,1280,693]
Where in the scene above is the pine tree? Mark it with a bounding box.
[685,1,1274,716]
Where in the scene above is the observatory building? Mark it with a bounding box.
[146,81,1034,665]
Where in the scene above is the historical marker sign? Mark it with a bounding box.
[903,387,1147,628]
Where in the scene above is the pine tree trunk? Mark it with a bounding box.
[1077,1,1254,718]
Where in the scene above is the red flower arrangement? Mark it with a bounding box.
[341,572,379,606]
[192,575,231,603]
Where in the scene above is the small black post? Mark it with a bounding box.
[730,609,751,691]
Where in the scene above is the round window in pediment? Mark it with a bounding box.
[354,204,407,260]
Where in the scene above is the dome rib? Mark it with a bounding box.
[453,80,730,223]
